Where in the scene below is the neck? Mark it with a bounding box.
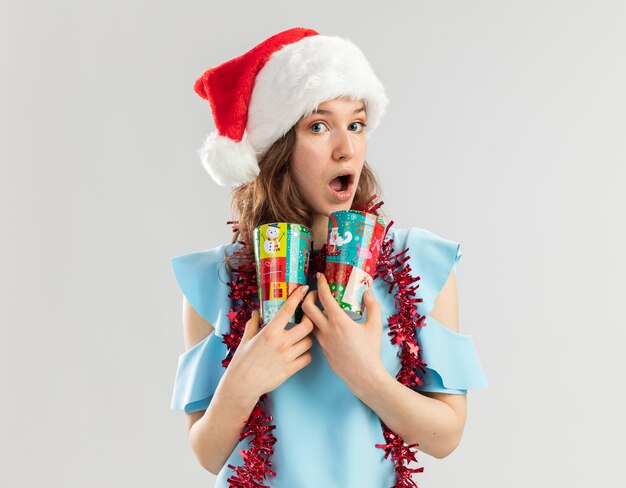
[311,214,329,251]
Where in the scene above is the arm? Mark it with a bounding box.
[182,297,260,475]
[178,287,315,474]
[354,270,467,459]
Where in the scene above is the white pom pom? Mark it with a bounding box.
[198,132,260,187]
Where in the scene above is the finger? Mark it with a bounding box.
[301,290,329,332]
[363,290,382,328]
[311,323,321,341]
[289,334,314,360]
[285,312,315,344]
[315,272,343,319]
[290,351,312,375]
[267,284,309,328]
[242,310,260,342]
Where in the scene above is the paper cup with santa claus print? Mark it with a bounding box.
[253,223,311,326]
[324,210,386,319]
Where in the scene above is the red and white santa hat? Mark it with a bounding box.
[194,27,389,186]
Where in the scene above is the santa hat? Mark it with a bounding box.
[194,27,389,186]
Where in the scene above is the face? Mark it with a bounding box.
[291,97,367,218]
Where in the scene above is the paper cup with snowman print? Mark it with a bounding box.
[253,223,311,326]
[324,210,386,319]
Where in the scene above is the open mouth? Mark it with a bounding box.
[329,174,353,193]
[328,173,355,202]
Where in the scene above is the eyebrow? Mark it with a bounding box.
[312,105,366,115]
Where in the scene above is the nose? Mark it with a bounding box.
[331,129,355,161]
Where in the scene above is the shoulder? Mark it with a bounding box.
[388,225,462,320]
[170,242,242,337]
[430,268,459,332]
[388,226,461,263]
[171,242,241,277]
[385,227,488,393]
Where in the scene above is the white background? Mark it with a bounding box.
[1,1,624,486]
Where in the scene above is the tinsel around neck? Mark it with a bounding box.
[221,199,427,487]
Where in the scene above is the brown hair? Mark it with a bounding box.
[228,125,383,263]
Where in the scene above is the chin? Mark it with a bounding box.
[323,200,354,217]
[305,187,357,218]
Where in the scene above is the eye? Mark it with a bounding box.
[348,121,367,133]
[309,122,328,133]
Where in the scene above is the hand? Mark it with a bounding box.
[301,273,385,394]
[226,285,314,401]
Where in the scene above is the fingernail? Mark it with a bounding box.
[316,272,320,280]
[300,285,309,294]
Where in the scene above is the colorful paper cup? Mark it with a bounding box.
[253,223,311,325]
[325,210,386,318]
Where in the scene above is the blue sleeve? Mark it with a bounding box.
[415,315,488,394]
[170,245,236,337]
[391,227,488,394]
[169,244,236,413]
[170,333,228,413]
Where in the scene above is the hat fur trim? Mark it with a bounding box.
[246,35,388,154]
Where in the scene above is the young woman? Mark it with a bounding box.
[170,28,487,487]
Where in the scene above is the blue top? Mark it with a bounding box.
[169,226,488,487]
